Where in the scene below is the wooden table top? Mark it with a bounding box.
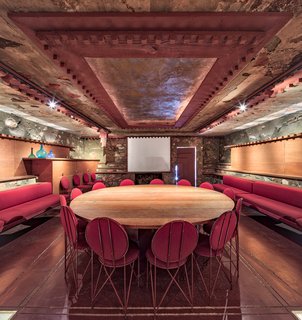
[70,185,234,229]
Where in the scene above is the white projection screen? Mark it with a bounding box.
[128,137,171,172]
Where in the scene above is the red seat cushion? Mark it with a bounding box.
[146,248,187,269]
[98,242,139,267]
[240,193,302,222]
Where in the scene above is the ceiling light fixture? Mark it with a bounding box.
[239,102,247,112]
[47,98,58,110]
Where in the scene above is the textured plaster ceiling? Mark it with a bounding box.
[0,0,301,137]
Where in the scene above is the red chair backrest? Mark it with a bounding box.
[83,173,90,184]
[60,206,78,248]
[235,198,243,220]
[210,211,237,252]
[59,195,67,207]
[60,176,70,191]
[177,179,192,186]
[86,217,129,262]
[223,188,236,201]
[152,220,198,266]
[150,179,164,185]
[92,182,106,190]
[73,174,81,187]
[70,188,82,201]
[91,173,97,182]
[199,182,214,190]
[120,179,135,186]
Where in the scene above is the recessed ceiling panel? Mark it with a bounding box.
[86,58,216,126]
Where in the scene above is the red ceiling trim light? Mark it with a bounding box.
[9,12,291,131]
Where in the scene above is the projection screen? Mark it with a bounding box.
[127,137,171,172]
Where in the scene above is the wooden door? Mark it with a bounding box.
[176,147,195,186]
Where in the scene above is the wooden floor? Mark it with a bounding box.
[0,206,301,319]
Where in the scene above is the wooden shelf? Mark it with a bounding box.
[0,133,74,150]
[0,175,37,183]
[224,132,302,149]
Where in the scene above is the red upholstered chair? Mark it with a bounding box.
[120,179,135,186]
[60,176,71,201]
[92,182,106,190]
[203,188,236,234]
[85,217,140,312]
[59,194,67,207]
[73,174,91,192]
[199,182,214,190]
[150,178,164,185]
[59,202,90,292]
[70,188,83,201]
[146,220,198,311]
[194,210,238,299]
[91,173,102,184]
[177,179,192,186]
[83,173,94,186]
[232,198,243,279]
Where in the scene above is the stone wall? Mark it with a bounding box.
[0,110,102,160]
[96,136,221,186]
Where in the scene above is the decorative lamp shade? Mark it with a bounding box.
[99,131,107,147]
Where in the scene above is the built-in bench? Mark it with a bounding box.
[213,175,302,230]
[0,182,59,232]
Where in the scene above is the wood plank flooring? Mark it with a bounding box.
[0,206,301,319]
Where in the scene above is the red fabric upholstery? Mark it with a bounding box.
[223,188,236,201]
[146,249,187,269]
[240,193,302,221]
[59,195,67,206]
[119,179,135,186]
[82,173,90,184]
[70,188,82,201]
[0,183,59,231]
[253,181,302,208]
[177,179,192,186]
[60,176,70,191]
[92,182,106,190]
[150,179,164,185]
[213,184,250,198]
[60,206,79,247]
[222,175,254,193]
[0,194,59,223]
[199,182,214,190]
[0,182,53,211]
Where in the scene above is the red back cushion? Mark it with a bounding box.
[0,182,52,211]
[223,175,253,193]
[60,176,69,190]
[83,173,89,184]
[86,218,128,261]
[73,175,81,186]
[152,220,198,264]
[253,181,302,208]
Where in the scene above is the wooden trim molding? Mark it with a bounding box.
[0,133,74,150]
[224,133,302,149]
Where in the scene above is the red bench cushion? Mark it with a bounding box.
[0,194,59,224]
[0,183,53,211]
[222,175,254,193]
[253,181,302,208]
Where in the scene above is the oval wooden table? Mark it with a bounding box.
[70,184,234,229]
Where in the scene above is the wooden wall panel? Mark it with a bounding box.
[284,138,302,176]
[231,138,302,178]
[0,139,15,178]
